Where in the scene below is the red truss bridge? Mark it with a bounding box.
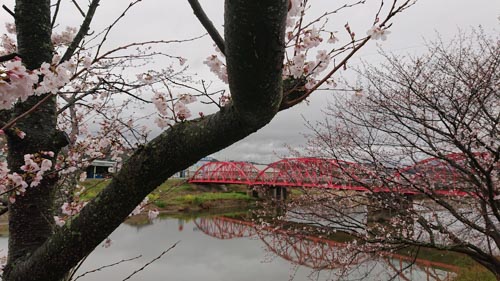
[194,216,459,275]
[189,161,259,185]
[189,153,495,196]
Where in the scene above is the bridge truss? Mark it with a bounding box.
[189,153,495,196]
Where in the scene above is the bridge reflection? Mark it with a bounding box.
[194,216,458,280]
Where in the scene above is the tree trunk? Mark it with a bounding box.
[4,0,61,277]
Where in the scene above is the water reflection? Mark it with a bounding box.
[0,214,457,281]
[81,215,456,280]
[194,216,457,280]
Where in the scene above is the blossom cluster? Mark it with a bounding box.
[366,25,391,41]
[152,91,197,128]
[0,151,54,203]
[0,55,89,110]
[0,23,95,111]
[53,201,87,227]
[203,54,228,83]
[201,1,392,94]
[0,23,16,56]
[51,26,77,46]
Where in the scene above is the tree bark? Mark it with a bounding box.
[3,1,288,280]
[4,0,62,276]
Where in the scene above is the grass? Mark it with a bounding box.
[454,264,496,281]
[78,178,255,211]
[78,179,109,200]
[173,192,251,204]
[391,247,497,280]
[450,256,497,281]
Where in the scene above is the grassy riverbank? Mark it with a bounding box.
[80,178,256,213]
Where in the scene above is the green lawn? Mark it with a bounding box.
[78,178,254,210]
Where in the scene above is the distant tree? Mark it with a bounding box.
[0,0,413,280]
[292,30,500,278]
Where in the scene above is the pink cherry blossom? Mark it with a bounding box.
[5,23,16,34]
[137,73,154,84]
[30,172,43,187]
[79,172,87,182]
[40,159,52,173]
[288,0,303,18]
[148,209,159,220]
[51,26,77,46]
[54,216,66,227]
[204,55,228,83]
[16,130,26,139]
[102,238,112,248]
[61,201,86,216]
[0,34,16,55]
[219,95,231,106]
[174,102,191,120]
[328,33,339,44]
[178,93,197,104]
[366,25,391,41]
[8,172,27,190]
[20,158,40,173]
[152,91,169,115]
[305,78,316,90]
[154,117,169,129]
[130,197,148,216]
[82,56,92,69]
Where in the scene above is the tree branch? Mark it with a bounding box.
[187,0,225,55]
[0,53,20,63]
[60,0,100,63]
[2,4,15,18]
[122,242,179,281]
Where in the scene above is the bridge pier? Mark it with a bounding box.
[367,193,414,237]
[272,186,288,201]
[248,185,288,201]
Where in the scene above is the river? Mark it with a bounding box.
[0,212,456,281]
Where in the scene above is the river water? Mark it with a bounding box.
[14,213,452,281]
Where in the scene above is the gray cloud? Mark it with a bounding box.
[2,0,497,163]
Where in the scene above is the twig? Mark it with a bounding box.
[0,94,53,131]
[187,0,225,55]
[122,241,179,281]
[280,0,414,110]
[66,253,90,281]
[201,80,222,109]
[280,37,370,110]
[51,0,62,28]
[100,78,152,103]
[70,0,86,17]
[94,0,143,59]
[2,5,14,18]
[73,255,142,281]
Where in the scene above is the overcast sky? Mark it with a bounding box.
[1,0,498,163]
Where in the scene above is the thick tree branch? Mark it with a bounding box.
[4,1,288,280]
[188,0,225,55]
[60,0,100,63]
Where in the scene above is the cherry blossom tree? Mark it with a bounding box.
[293,30,500,278]
[0,0,414,280]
